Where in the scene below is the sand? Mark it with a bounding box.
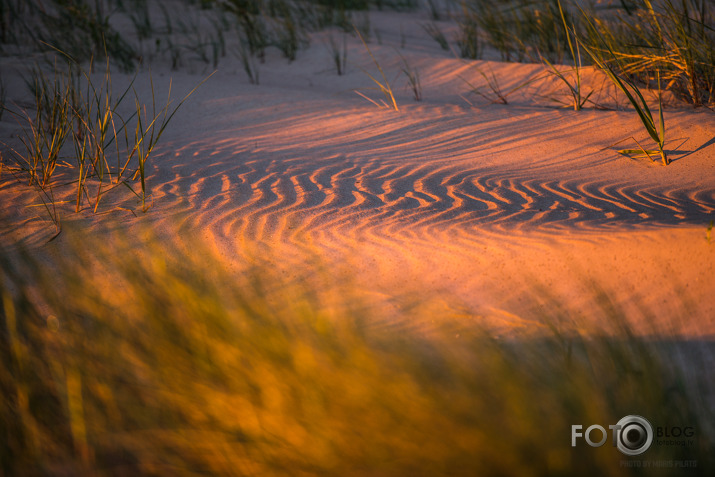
[1,9,714,337]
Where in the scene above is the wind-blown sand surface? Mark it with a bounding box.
[1,10,714,336]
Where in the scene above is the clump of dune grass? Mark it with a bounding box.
[274,15,301,61]
[608,67,668,165]
[235,40,261,84]
[460,0,515,61]
[0,1,419,75]
[204,0,265,61]
[581,24,669,165]
[174,12,226,69]
[126,71,214,211]
[459,0,570,63]
[10,62,75,190]
[125,0,154,43]
[422,22,449,51]
[0,226,713,475]
[456,2,481,60]
[2,52,211,233]
[327,31,348,75]
[454,1,713,108]
[0,0,136,71]
[462,65,539,105]
[354,26,399,111]
[580,0,715,107]
[399,52,421,101]
[540,0,593,111]
[425,0,442,21]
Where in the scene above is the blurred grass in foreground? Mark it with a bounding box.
[1,228,713,476]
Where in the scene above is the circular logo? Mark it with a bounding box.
[615,415,653,456]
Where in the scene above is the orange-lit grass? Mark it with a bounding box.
[354,26,398,111]
[0,227,712,475]
[2,54,212,236]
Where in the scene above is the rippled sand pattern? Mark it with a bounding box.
[157,104,713,234]
[2,16,713,334]
[144,95,715,334]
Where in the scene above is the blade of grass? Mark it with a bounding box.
[579,17,669,165]
[354,26,398,111]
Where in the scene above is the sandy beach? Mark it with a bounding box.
[1,2,714,473]
[3,8,713,336]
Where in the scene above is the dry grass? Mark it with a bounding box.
[2,54,211,234]
[0,226,713,475]
[354,26,399,111]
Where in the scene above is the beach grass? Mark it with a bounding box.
[579,0,715,107]
[540,0,592,111]
[399,52,421,101]
[2,52,211,230]
[422,21,450,51]
[0,227,713,475]
[454,0,714,108]
[462,64,540,105]
[354,26,399,110]
[581,30,669,165]
[1,1,709,108]
[0,3,713,474]
[327,30,348,75]
[456,8,481,60]
[9,63,74,189]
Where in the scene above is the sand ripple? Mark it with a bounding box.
[155,147,714,245]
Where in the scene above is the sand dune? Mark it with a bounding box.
[1,9,714,336]
[142,89,714,336]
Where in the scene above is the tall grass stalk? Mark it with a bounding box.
[399,53,421,101]
[70,56,136,213]
[463,65,539,105]
[581,37,669,165]
[328,31,348,75]
[354,26,398,111]
[422,22,449,51]
[456,3,480,60]
[123,71,215,211]
[236,40,260,84]
[8,64,74,188]
[541,0,592,111]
